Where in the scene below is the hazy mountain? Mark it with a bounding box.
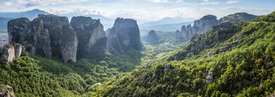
[139,17,195,32]
[0,9,50,33]
[141,17,195,26]
[0,9,49,20]
[140,22,193,33]
[0,17,11,33]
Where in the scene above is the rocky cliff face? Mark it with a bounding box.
[70,16,107,59]
[0,43,25,63]
[194,15,221,35]
[220,12,257,23]
[175,22,235,60]
[8,18,31,44]
[180,13,257,41]
[8,14,78,62]
[145,30,158,43]
[108,18,142,54]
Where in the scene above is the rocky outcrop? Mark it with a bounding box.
[116,74,121,79]
[70,16,107,59]
[181,15,220,40]
[108,18,142,54]
[8,18,31,44]
[220,12,257,23]
[206,51,216,57]
[190,34,199,42]
[0,85,15,97]
[145,30,158,43]
[164,63,172,74]
[174,52,180,60]
[206,72,213,86]
[8,14,78,62]
[0,43,24,63]
[194,15,221,35]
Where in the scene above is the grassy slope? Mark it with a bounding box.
[87,12,275,97]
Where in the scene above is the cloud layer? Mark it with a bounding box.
[0,0,274,21]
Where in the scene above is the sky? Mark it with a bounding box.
[0,0,274,21]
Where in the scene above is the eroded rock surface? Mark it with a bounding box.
[0,43,25,63]
[164,63,172,74]
[206,72,213,86]
[108,18,142,54]
[8,14,78,62]
[0,85,15,97]
[70,16,107,59]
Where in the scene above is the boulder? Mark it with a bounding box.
[164,63,172,74]
[218,46,229,53]
[13,43,25,59]
[0,44,15,63]
[25,45,37,55]
[206,51,216,57]
[0,43,25,63]
[143,73,148,79]
[174,52,180,60]
[206,72,213,86]
[0,85,15,97]
[116,74,121,79]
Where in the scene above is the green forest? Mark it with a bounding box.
[1,11,275,97]
[87,12,275,97]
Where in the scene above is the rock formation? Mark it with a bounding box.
[108,18,142,55]
[0,85,15,97]
[190,34,199,42]
[8,14,78,62]
[194,15,221,35]
[164,63,172,74]
[8,18,31,44]
[145,30,158,43]
[0,43,24,63]
[70,16,107,59]
[174,52,180,60]
[206,72,213,86]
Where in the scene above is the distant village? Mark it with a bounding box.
[0,37,9,48]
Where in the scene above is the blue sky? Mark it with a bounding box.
[0,0,274,21]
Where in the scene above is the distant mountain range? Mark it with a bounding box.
[0,9,50,20]
[139,17,196,32]
[0,9,50,33]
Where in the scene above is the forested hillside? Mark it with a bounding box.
[87,12,275,97]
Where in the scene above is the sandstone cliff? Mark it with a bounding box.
[108,18,142,55]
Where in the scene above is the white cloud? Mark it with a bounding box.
[148,0,168,3]
[175,0,183,3]
[226,0,239,4]
[201,2,219,5]
[203,0,209,1]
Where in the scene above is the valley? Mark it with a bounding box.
[0,5,274,97]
